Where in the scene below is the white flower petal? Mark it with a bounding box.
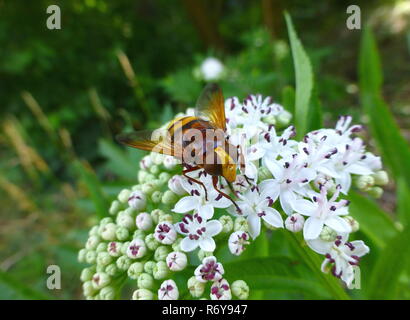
[173,196,198,213]
[280,190,295,215]
[303,217,324,240]
[348,163,373,175]
[180,237,199,252]
[199,237,216,252]
[262,208,284,228]
[350,240,370,257]
[198,203,214,219]
[325,216,352,233]
[247,213,261,239]
[205,220,222,237]
[292,199,317,216]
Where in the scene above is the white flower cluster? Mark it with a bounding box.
[78,92,388,299]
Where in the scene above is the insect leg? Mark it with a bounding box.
[182,165,209,201]
[212,176,242,214]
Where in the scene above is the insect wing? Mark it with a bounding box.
[195,83,226,131]
[116,129,177,157]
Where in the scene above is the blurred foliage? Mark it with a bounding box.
[0,0,409,299]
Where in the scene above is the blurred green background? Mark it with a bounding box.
[0,0,409,299]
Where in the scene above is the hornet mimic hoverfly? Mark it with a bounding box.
[116,83,248,212]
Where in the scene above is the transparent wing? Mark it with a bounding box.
[116,129,178,156]
[195,83,226,131]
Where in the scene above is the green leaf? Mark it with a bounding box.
[75,160,108,219]
[397,177,410,227]
[284,231,351,300]
[281,85,295,114]
[285,13,316,138]
[0,270,51,300]
[367,226,410,299]
[359,27,410,185]
[223,256,326,298]
[348,191,398,249]
[99,139,141,181]
[307,87,323,132]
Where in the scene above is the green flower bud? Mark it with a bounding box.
[171,238,182,252]
[187,276,205,298]
[151,190,163,204]
[133,229,145,240]
[116,211,135,230]
[151,209,164,224]
[89,225,99,237]
[276,110,292,127]
[100,286,116,300]
[144,261,156,275]
[80,267,95,282]
[86,235,101,250]
[219,215,234,233]
[153,261,169,280]
[141,181,158,196]
[231,280,249,299]
[78,248,87,263]
[97,252,113,267]
[368,186,383,199]
[152,153,165,165]
[132,289,153,300]
[109,200,122,216]
[154,246,171,261]
[100,217,113,226]
[91,272,111,290]
[158,172,171,184]
[100,223,117,241]
[83,280,97,297]
[116,255,132,271]
[373,170,389,186]
[355,175,375,191]
[118,189,131,203]
[197,250,213,261]
[85,250,97,264]
[96,264,105,273]
[115,226,130,241]
[158,214,173,224]
[132,184,142,191]
[145,233,160,251]
[120,241,130,255]
[319,226,337,242]
[162,190,178,205]
[138,273,154,289]
[96,242,108,253]
[149,165,160,175]
[258,166,273,182]
[262,115,276,125]
[138,170,148,184]
[105,263,119,276]
[128,262,144,280]
[343,216,360,232]
[234,217,248,232]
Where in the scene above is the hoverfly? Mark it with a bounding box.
[116,83,246,211]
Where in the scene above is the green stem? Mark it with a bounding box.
[284,231,351,300]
